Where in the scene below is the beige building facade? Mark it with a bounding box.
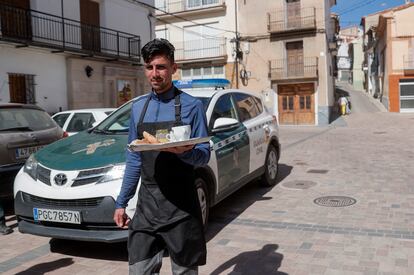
[0,0,153,113]
[155,0,338,125]
[362,2,414,112]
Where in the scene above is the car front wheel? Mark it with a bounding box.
[195,177,209,229]
[260,145,279,187]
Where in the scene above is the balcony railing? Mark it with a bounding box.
[155,0,224,15]
[403,55,414,73]
[0,3,141,62]
[174,38,226,62]
[268,7,316,34]
[269,57,318,81]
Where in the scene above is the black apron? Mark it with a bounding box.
[128,88,206,267]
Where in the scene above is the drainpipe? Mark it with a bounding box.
[147,13,153,40]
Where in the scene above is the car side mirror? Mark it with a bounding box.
[212,118,240,133]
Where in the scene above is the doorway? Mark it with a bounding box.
[80,0,101,52]
[0,0,32,40]
[277,83,315,125]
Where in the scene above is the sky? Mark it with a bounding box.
[332,0,408,28]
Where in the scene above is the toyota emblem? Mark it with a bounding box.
[54,173,67,186]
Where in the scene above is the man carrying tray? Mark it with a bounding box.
[113,38,210,275]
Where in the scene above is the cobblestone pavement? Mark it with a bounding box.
[1,111,414,275]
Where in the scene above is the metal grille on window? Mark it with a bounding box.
[25,74,36,104]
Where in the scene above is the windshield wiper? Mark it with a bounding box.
[0,126,34,132]
[91,128,112,135]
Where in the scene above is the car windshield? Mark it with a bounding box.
[0,108,56,131]
[92,96,210,135]
[93,102,133,135]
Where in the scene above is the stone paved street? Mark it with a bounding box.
[1,88,414,274]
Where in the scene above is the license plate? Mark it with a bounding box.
[15,146,43,159]
[33,208,81,224]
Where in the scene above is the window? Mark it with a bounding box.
[155,28,168,40]
[400,80,414,112]
[8,73,36,104]
[282,96,294,111]
[210,94,238,128]
[53,114,71,128]
[233,93,260,122]
[181,65,225,79]
[253,97,263,114]
[66,113,95,132]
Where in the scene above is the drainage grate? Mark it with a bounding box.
[314,196,356,207]
[307,169,329,174]
[282,180,317,190]
[373,131,387,135]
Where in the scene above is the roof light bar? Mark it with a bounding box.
[173,78,230,89]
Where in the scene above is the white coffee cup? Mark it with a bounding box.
[166,125,191,142]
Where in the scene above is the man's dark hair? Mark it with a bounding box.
[141,38,175,63]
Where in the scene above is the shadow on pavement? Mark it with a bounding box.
[209,244,288,275]
[206,163,292,241]
[14,258,74,275]
[49,239,128,261]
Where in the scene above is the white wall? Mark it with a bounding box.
[101,0,154,45]
[0,45,68,114]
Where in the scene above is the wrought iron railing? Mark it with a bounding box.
[403,55,414,71]
[267,7,316,33]
[269,57,318,80]
[174,38,226,61]
[0,3,141,61]
[155,0,224,14]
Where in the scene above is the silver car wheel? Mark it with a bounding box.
[197,184,207,226]
[267,150,278,180]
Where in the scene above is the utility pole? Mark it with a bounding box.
[234,0,240,89]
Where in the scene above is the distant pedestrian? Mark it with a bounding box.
[0,200,12,235]
[338,96,349,116]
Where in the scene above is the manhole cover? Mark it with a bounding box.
[282,180,317,189]
[307,169,329,174]
[314,196,357,207]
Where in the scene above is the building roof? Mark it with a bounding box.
[361,2,414,26]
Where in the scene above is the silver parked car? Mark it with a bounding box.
[0,104,64,197]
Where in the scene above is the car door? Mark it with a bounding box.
[233,93,267,174]
[209,93,249,194]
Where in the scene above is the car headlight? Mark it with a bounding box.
[97,164,125,184]
[24,154,38,180]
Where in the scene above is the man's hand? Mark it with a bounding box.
[113,208,130,229]
[161,144,194,154]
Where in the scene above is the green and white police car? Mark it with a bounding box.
[14,79,280,242]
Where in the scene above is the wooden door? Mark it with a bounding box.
[80,0,100,52]
[286,41,303,78]
[0,0,32,40]
[286,0,301,28]
[278,83,315,125]
[9,74,27,104]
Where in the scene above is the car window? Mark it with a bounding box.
[210,94,238,128]
[104,111,113,116]
[66,113,96,132]
[195,97,211,111]
[96,101,133,134]
[253,96,263,114]
[0,108,56,131]
[233,93,260,122]
[53,113,70,128]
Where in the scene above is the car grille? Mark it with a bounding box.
[72,166,112,187]
[22,192,104,208]
[37,165,51,186]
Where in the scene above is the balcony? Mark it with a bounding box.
[155,0,225,18]
[174,38,227,63]
[0,4,141,63]
[267,7,316,36]
[269,57,318,82]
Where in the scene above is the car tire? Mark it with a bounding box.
[260,145,279,187]
[195,177,209,229]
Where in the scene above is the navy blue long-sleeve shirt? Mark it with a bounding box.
[115,86,210,209]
